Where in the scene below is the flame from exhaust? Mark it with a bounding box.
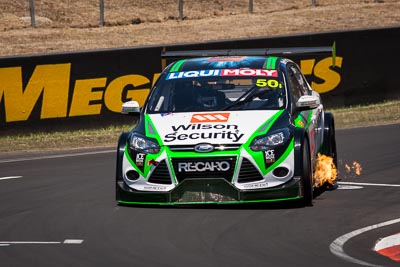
[313,153,337,188]
[313,155,363,188]
[345,161,362,176]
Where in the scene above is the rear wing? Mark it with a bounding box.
[161,42,336,68]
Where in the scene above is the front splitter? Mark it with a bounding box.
[117,177,303,205]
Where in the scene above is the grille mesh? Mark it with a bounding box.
[148,160,172,184]
[237,158,264,183]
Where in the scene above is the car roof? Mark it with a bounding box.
[165,56,288,72]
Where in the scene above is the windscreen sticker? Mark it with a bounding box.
[255,79,283,88]
[166,69,278,80]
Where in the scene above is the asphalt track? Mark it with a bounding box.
[0,123,399,267]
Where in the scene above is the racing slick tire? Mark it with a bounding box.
[294,129,313,207]
[321,112,338,190]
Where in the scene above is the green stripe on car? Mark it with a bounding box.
[170,59,186,72]
[145,114,164,145]
[266,56,278,69]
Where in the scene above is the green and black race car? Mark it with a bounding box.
[116,47,337,206]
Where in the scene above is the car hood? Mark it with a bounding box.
[147,110,281,146]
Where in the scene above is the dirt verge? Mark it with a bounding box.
[0,0,399,57]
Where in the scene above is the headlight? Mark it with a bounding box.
[250,129,290,151]
[129,134,160,154]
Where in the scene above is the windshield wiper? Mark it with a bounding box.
[222,85,260,111]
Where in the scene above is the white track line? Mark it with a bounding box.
[0,241,61,244]
[330,218,400,267]
[0,150,114,164]
[338,181,400,187]
[0,239,83,246]
[0,176,22,181]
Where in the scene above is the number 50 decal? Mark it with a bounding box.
[256,79,282,88]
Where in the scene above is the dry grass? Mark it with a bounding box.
[0,0,399,56]
[328,100,400,129]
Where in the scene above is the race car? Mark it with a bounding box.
[116,47,337,206]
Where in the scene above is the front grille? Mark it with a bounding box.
[171,157,236,183]
[237,158,264,183]
[148,160,172,184]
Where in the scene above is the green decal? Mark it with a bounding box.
[294,115,304,128]
[244,147,265,172]
[145,115,163,145]
[243,109,286,173]
[294,111,312,129]
[305,111,313,129]
[165,151,178,184]
[266,56,278,69]
[245,109,284,147]
[170,59,186,72]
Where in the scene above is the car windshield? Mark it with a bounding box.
[146,69,287,113]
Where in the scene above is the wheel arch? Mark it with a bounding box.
[293,127,310,177]
[323,112,335,138]
[116,132,130,182]
[322,112,337,166]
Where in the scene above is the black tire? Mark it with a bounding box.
[321,112,337,166]
[301,138,313,206]
[321,112,338,189]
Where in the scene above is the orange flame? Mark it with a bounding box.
[345,162,362,177]
[313,153,337,188]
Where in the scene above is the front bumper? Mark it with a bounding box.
[117,176,303,205]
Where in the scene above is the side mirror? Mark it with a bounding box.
[121,101,140,115]
[296,95,320,111]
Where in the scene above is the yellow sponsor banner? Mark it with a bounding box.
[0,57,342,124]
[300,56,343,94]
[0,64,70,122]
